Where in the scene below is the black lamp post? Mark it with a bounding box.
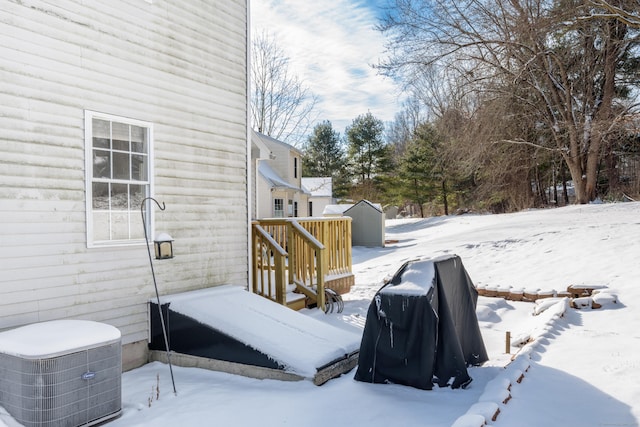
[140,197,177,395]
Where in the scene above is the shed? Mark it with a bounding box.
[383,205,399,220]
[343,200,385,247]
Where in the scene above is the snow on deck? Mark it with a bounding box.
[159,285,361,378]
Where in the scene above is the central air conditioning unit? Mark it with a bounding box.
[0,320,122,427]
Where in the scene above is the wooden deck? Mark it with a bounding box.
[251,217,354,311]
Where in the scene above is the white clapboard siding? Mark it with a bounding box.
[0,0,249,356]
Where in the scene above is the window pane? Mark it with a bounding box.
[93,137,110,149]
[130,188,145,240]
[92,119,110,146]
[111,212,129,240]
[130,184,145,211]
[92,211,110,241]
[112,122,129,149]
[93,149,111,178]
[111,183,129,210]
[131,125,147,153]
[131,154,147,181]
[113,152,130,180]
[274,198,284,217]
[113,139,129,152]
[130,210,145,240]
[92,182,110,209]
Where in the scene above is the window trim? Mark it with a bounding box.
[84,110,155,248]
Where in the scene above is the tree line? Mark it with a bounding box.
[253,1,640,216]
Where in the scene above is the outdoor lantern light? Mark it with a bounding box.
[154,232,174,260]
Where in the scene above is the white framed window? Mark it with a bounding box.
[85,111,153,247]
[274,198,284,218]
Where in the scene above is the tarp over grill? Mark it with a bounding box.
[354,255,488,390]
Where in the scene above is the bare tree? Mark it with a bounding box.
[378,0,640,203]
[387,97,425,158]
[251,31,318,146]
[586,0,640,27]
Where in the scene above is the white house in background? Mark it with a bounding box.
[252,131,309,219]
[0,1,249,370]
[302,177,334,217]
[323,203,353,217]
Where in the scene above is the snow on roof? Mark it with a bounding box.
[301,177,332,197]
[0,320,121,358]
[252,130,303,155]
[323,204,353,215]
[344,199,383,213]
[258,161,300,191]
[159,285,360,378]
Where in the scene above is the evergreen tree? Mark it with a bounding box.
[398,123,441,217]
[345,112,391,200]
[302,121,344,176]
[302,121,349,199]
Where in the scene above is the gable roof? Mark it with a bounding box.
[344,199,383,214]
[252,130,303,156]
[251,129,272,160]
[258,161,300,191]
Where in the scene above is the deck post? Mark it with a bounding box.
[286,220,295,286]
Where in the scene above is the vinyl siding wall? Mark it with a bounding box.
[0,0,249,361]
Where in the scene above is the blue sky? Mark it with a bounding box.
[250,0,402,138]
[362,0,392,18]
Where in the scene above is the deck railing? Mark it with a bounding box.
[251,217,352,311]
[252,223,288,305]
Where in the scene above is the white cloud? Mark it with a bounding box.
[250,0,402,135]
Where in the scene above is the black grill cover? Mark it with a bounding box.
[354,255,488,390]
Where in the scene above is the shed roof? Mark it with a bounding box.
[344,199,383,214]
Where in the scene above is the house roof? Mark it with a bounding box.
[258,161,300,191]
[251,130,272,160]
[301,177,332,197]
[252,130,303,156]
[322,204,353,215]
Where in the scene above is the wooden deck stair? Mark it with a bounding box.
[252,218,354,312]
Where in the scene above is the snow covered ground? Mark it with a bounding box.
[1,202,639,426]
